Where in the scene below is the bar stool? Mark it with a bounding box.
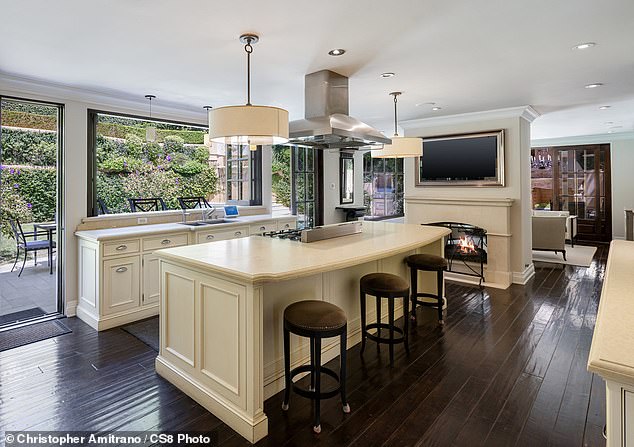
[406,254,448,325]
[360,273,410,365]
[282,300,350,434]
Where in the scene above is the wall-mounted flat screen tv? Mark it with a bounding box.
[415,130,505,186]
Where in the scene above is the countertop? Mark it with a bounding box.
[75,215,294,242]
[155,221,450,283]
[587,240,634,386]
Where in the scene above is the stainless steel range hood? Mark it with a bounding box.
[288,70,391,150]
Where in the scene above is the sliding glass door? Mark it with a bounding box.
[0,97,64,327]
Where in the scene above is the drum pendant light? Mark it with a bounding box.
[372,92,422,158]
[209,34,289,149]
[145,95,157,142]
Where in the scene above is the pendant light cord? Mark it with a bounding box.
[244,38,254,106]
[393,94,398,136]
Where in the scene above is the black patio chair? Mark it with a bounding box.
[8,218,56,278]
[177,196,212,210]
[97,198,111,215]
[128,198,168,212]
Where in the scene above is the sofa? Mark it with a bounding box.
[532,210,578,247]
[532,215,568,260]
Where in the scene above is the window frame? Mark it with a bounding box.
[225,144,262,206]
[363,152,404,220]
[86,109,263,216]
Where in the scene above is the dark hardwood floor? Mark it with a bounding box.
[0,246,608,446]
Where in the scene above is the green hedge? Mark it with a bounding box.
[0,128,57,166]
[97,122,205,144]
[2,110,57,130]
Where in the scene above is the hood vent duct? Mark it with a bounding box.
[287,70,391,150]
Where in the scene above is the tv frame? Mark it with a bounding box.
[415,129,505,187]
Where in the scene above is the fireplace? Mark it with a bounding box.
[426,222,487,286]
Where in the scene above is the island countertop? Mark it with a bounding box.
[588,240,634,386]
[155,221,450,283]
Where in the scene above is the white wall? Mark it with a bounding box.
[400,107,537,282]
[0,75,273,315]
[531,132,634,240]
[322,149,365,225]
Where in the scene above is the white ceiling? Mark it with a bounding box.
[1,0,633,139]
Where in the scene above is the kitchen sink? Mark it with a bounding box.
[179,219,229,227]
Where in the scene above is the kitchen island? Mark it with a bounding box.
[154,221,450,443]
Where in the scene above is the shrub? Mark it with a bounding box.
[96,122,205,144]
[0,128,57,166]
[0,166,55,229]
[99,156,145,174]
[272,146,291,207]
[96,174,129,214]
[171,160,204,177]
[163,135,185,154]
[0,167,34,238]
[193,146,210,164]
[1,110,57,130]
[123,133,144,159]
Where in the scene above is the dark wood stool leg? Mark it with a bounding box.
[437,270,444,325]
[388,297,395,365]
[376,296,381,353]
[410,266,418,322]
[309,337,316,391]
[403,293,410,354]
[360,288,366,356]
[313,336,322,433]
[282,327,291,411]
[340,330,350,413]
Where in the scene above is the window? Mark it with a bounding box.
[87,110,262,216]
[291,146,322,228]
[225,145,262,206]
[363,153,404,219]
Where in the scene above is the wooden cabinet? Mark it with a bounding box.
[76,217,296,330]
[103,255,140,315]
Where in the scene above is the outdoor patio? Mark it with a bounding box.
[0,258,57,321]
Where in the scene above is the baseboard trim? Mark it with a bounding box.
[76,304,159,331]
[512,264,535,285]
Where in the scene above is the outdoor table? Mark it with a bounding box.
[33,222,56,274]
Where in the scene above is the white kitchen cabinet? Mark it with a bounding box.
[103,255,141,315]
[196,226,250,244]
[250,222,277,235]
[76,217,296,330]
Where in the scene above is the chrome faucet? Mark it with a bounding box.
[202,206,216,222]
[182,209,190,223]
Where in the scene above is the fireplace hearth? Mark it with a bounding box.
[425,222,487,286]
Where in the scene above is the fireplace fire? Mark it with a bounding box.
[426,222,487,286]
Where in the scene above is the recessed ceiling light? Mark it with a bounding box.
[573,42,596,50]
[416,102,436,107]
[585,83,603,89]
[380,72,395,78]
[432,107,442,111]
[328,48,345,56]
[599,105,611,110]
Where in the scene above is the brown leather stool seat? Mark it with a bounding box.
[406,253,448,271]
[284,300,347,333]
[405,253,448,325]
[359,273,410,365]
[282,300,350,434]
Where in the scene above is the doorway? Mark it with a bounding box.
[0,97,64,328]
[531,144,611,242]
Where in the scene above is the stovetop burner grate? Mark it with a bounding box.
[262,229,303,241]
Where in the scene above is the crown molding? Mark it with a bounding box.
[400,105,541,131]
[0,71,207,124]
[532,131,634,147]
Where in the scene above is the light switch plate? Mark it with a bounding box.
[137,217,148,224]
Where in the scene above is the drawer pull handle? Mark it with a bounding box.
[115,267,128,273]
[284,223,290,228]
[235,231,242,236]
[206,234,215,240]
[260,226,266,231]
[115,244,127,251]
[161,239,171,245]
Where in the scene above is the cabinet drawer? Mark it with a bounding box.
[103,239,140,257]
[250,222,277,235]
[196,226,249,244]
[143,233,188,251]
[277,219,297,231]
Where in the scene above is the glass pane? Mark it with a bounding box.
[306,202,314,228]
[296,172,305,201]
[363,152,372,173]
[306,173,314,200]
[295,147,305,172]
[583,150,595,172]
[396,158,404,174]
[585,197,596,219]
[385,158,396,173]
[306,149,314,172]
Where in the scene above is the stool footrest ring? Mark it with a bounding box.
[290,365,341,400]
[364,323,406,344]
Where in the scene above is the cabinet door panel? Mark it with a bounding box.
[142,253,160,305]
[103,256,140,315]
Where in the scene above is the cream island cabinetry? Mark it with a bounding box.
[75,216,296,331]
[154,221,450,443]
[588,240,634,447]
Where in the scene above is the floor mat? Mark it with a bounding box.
[0,307,47,326]
[532,244,597,267]
[121,316,159,352]
[0,319,71,352]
